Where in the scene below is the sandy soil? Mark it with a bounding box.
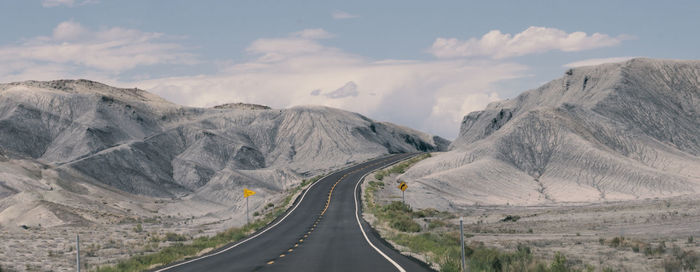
[0,215,231,272]
[372,171,700,271]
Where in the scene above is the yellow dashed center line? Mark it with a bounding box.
[263,156,406,266]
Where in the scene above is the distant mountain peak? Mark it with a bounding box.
[0,78,448,202]
[213,102,271,110]
[0,79,172,105]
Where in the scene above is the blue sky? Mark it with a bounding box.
[1,0,698,138]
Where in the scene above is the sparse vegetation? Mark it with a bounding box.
[164,232,188,242]
[362,155,598,271]
[133,223,143,233]
[379,201,421,232]
[96,173,326,272]
[663,244,699,272]
[500,215,521,222]
[373,153,431,182]
[374,171,385,181]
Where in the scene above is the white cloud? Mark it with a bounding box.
[0,23,526,138]
[292,28,334,39]
[52,20,89,40]
[430,26,630,59]
[133,29,527,138]
[563,56,636,68]
[0,21,192,76]
[332,10,359,20]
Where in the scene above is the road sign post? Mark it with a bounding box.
[243,188,256,225]
[460,217,466,272]
[76,234,80,272]
[398,181,407,204]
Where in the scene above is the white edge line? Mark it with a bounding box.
[354,157,413,272]
[155,165,347,272]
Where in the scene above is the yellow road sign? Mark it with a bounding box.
[398,182,407,192]
[243,188,256,198]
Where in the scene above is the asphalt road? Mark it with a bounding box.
[156,153,432,272]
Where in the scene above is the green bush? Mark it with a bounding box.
[379,201,420,232]
[374,171,385,181]
[133,223,143,233]
[391,216,421,232]
[656,241,667,255]
[500,215,520,222]
[164,232,187,242]
[428,219,448,229]
[549,252,569,272]
[609,237,623,247]
[414,208,442,218]
[383,201,413,214]
[368,181,384,187]
[632,244,640,252]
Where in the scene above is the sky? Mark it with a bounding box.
[1,1,698,139]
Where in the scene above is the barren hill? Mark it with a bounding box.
[401,58,700,209]
[0,79,447,228]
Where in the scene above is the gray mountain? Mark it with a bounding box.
[0,79,448,227]
[401,58,700,209]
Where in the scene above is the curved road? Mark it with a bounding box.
[156,153,432,272]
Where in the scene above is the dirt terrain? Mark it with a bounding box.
[373,169,700,271]
[0,208,231,271]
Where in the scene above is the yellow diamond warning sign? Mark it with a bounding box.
[398,181,407,192]
[243,188,256,198]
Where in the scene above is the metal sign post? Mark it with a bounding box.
[243,188,256,225]
[398,181,407,204]
[76,234,80,272]
[460,217,466,272]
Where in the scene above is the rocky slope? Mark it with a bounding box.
[401,58,700,209]
[0,79,448,228]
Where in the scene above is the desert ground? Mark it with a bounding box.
[0,209,235,271]
[370,167,700,271]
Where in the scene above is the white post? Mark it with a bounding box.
[76,234,80,272]
[460,217,466,272]
[246,197,249,225]
[402,190,405,204]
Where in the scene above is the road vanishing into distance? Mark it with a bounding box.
[156,153,432,272]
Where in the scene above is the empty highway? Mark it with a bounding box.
[155,153,432,272]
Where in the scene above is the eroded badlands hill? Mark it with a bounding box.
[401,58,700,208]
[0,79,447,227]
